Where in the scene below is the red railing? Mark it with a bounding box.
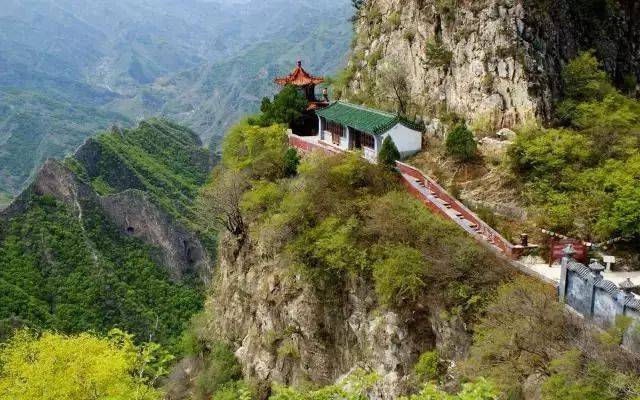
[396,161,516,257]
[288,134,341,155]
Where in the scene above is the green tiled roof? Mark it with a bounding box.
[316,101,402,135]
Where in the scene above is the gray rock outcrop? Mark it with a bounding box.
[346,0,640,128]
[208,235,470,399]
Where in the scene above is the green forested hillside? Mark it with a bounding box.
[70,119,210,222]
[0,119,210,348]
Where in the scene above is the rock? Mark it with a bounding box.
[209,236,452,399]
[522,373,545,400]
[496,128,517,140]
[100,190,211,281]
[346,0,640,130]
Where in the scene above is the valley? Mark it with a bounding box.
[0,0,352,196]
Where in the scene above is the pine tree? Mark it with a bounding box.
[446,123,477,162]
[378,136,401,169]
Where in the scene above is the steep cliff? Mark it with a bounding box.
[180,139,513,399]
[343,0,640,128]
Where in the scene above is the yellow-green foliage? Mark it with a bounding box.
[367,48,384,68]
[414,351,447,383]
[236,141,509,310]
[465,276,640,399]
[387,11,401,31]
[269,369,378,400]
[222,122,289,179]
[399,379,498,400]
[0,330,164,400]
[510,51,640,240]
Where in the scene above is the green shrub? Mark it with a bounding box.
[373,244,427,307]
[195,341,242,398]
[414,351,447,383]
[212,381,253,400]
[277,339,300,360]
[423,40,453,69]
[283,148,300,177]
[446,124,477,161]
[378,136,401,168]
[404,30,416,44]
[368,48,384,67]
[399,378,499,400]
[387,11,401,30]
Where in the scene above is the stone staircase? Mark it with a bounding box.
[400,173,508,255]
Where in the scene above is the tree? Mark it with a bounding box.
[197,168,249,237]
[372,244,427,307]
[283,148,300,177]
[377,136,401,168]
[259,84,309,128]
[465,277,578,394]
[377,62,411,115]
[446,123,477,161]
[0,330,163,400]
[194,341,243,399]
[562,50,614,103]
[222,122,290,180]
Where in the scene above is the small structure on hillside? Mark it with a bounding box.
[315,101,423,162]
[275,61,328,135]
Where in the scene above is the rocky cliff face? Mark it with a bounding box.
[2,159,211,282]
[206,235,470,399]
[101,190,209,281]
[345,0,640,129]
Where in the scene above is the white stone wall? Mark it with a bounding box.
[381,123,422,158]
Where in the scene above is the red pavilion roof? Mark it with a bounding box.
[274,61,324,86]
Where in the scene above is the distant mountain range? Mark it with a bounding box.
[0,0,352,199]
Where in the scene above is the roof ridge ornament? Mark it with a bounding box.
[620,278,637,293]
[588,258,605,277]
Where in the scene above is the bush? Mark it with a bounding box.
[212,381,253,400]
[195,341,243,398]
[373,244,427,307]
[414,351,447,383]
[283,148,300,177]
[222,122,289,180]
[378,136,401,168]
[446,123,477,161]
[399,378,499,400]
[423,39,453,69]
[0,329,164,400]
[465,277,576,394]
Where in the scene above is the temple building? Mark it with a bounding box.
[315,101,423,162]
[274,61,329,135]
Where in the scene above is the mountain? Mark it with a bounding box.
[0,119,212,348]
[0,0,352,197]
[341,0,639,128]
